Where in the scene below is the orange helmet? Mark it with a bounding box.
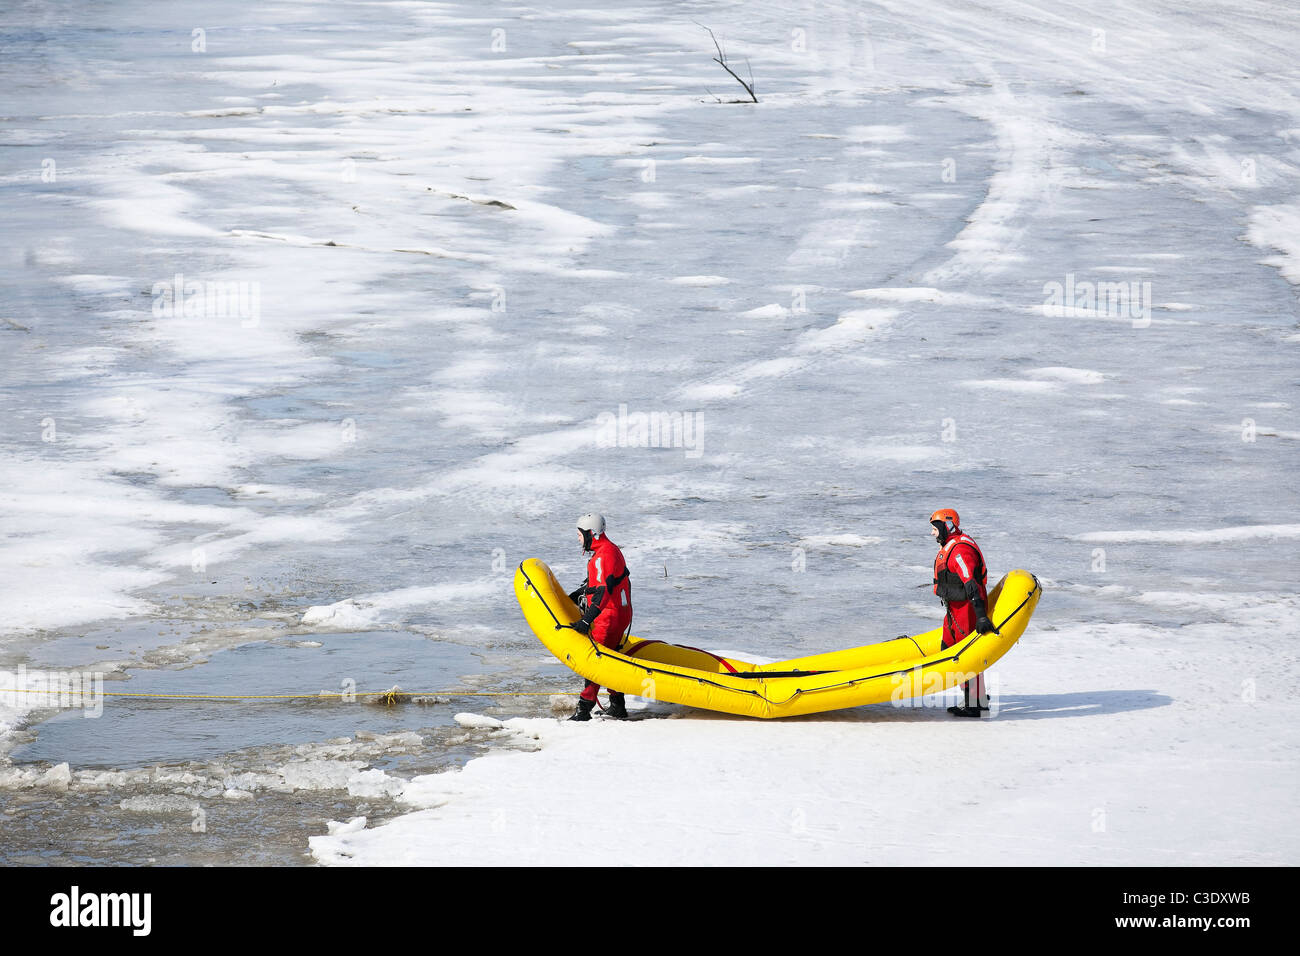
[930,508,960,543]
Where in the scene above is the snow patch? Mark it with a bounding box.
[845,125,912,143]
[846,287,990,306]
[678,382,742,401]
[846,444,942,463]
[1247,203,1300,284]
[796,309,896,352]
[739,304,790,319]
[454,713,504,730]
[1027,367,1106,385]
[668,275,731,286]
[1074,524,1300,544]
[798,534,885,547]
[301,579,500,630]
[960,378,1059,393]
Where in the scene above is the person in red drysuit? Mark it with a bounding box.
[931,508,996,717]
[567,512,633,721]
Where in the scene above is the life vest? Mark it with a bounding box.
[933,532,987,603]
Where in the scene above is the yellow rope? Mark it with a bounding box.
[0,687,571,703]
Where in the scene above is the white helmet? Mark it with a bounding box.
[577,513,606,552]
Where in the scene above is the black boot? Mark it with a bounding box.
[569,698,595,722]
[604,693,628,720]
[948,677,989,717]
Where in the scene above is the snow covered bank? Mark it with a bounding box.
[312,591,1299,866]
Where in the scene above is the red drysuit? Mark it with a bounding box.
[933,532,988,649]
[577,535,632,703]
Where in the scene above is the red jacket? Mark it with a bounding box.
[933,532,987,604]
[584,535,632,628]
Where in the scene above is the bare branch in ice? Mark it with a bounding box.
[695,22,757,103]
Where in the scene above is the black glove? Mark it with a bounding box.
[972,597,995,634]
[571,619,590,635]
[568,587,585,604]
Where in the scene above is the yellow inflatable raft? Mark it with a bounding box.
[514,558,1042,718]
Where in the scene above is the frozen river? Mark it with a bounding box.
[2,0,1298,864]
